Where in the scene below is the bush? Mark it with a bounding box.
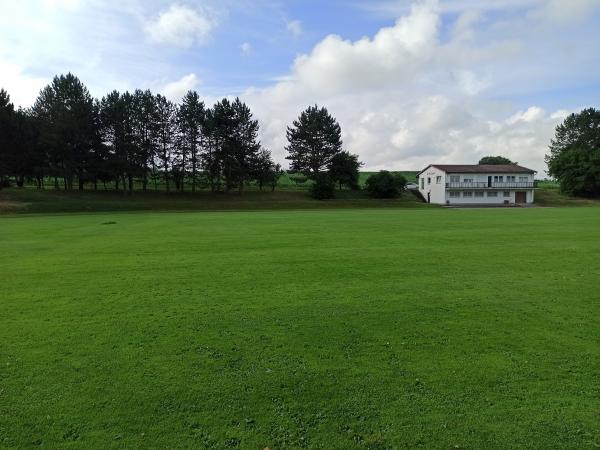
[310,173,335,199]
[0,177,11,189]
[365,171,407,198]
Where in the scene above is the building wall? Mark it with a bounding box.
[445,172,535,184]
[417,167,446,204]
[418,168,535,205]
[446,189,535,205]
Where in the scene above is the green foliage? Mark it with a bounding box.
[252,149,282,191]
[32,73,96,190]
[328,151,362,190]
[289,173,308,186]
[286,105,343,178]
[365,170,407,198]
[478,155,514,165]
[546,108,600,197]
[309,172,336,199]
[1,208,600,448]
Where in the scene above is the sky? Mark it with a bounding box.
[1,0,599,174]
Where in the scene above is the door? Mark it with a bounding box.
[515,191,527,204]
[488,176,492,187]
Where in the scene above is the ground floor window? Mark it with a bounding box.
[463,191,473,198]
[487,191,498,197]
[449,191,460,198]
[503,191,510,197]
[474,191,484,198]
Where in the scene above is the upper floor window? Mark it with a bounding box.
[519,176,528,182]
[436,176,442,184]
[463,178,474,183]
[450,175,460,183]
[507,176,516,182]
[421,178,425,189]
[427,177,431,185]
[494,176,504,182]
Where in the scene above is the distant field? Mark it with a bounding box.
[2,207,600,448]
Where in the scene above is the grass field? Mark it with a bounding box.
[2,207,600,449]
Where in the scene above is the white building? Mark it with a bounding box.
[417,164,536,205]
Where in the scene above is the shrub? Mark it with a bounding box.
[310,173,335,199]
[365,171,407,198]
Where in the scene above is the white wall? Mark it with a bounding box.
[418,167,446,204]
[446,190,535,205]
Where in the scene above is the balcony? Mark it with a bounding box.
[446,182,535,189]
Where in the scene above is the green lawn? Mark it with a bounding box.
[1,208,600,449]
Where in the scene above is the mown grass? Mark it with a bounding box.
[1,207,600,449]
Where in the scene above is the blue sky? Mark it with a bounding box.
[1,0,599,172]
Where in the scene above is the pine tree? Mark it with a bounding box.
[32,73,96,190]
[286,105,343,178]
[177,91,205,192]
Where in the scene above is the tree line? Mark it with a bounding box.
[0,73,281,193]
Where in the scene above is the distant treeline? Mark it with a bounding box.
[0,73,281,193]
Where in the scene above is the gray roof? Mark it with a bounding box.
[418,164,536,175]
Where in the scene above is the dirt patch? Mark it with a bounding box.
[0,201,30,213]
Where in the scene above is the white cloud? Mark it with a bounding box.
[241,42,252,55]
[286,20,303,37]
[0,60,48,108]
[161,73,201,102]
[145,4,218,47]
[241,0,580,174]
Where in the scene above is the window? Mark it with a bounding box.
[475,191,484,198]
[507,176,516,182]
[463,178,473,183]
[503,191,510,197]
[427,177,431,185]
[449,191,460,198]
[421,178,425,189]
[487,191,498,197]
[463,191,473,198]
[450,175,460,183]
[436,176,442,184]
[494,176,504,182]
[519,176,528,182]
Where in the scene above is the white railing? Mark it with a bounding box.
[446,182,535,188]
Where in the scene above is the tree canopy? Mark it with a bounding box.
[286,105,343,178]
[478,156,514,165]
[546,108,600,197]
[365,171,407,198]
[0,74,280,193]
[329,151,362,190]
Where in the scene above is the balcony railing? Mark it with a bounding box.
[446,182,535,188]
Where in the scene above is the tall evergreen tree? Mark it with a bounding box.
[177,91,205,192]
[155,94,177,193]
[31,73,96,190]
[0,89,15,187]
[132,89,159,192]
[286,105,343,178]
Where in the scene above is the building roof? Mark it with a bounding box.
[417,164,536,176]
